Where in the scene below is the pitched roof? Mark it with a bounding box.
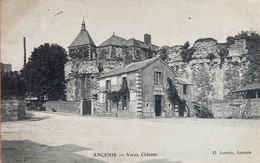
[176,78,193,85]
[123,38,159,51]
[99,34,126,47]
[98,56,176,78]
[231,83,260,93]
[69,30,96,48]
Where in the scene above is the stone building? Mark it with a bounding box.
[97,33,126,60]
[96,57,193,118]
[65,20,159,102]
[1,63,12,72]
[97,33,159,62]
[68,19,97,61]
[65,19,99,101]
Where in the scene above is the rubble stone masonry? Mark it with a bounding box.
[168,39,249,107]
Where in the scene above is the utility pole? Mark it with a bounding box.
[23,37,26,67]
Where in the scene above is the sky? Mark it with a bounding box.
[1,0,260,71]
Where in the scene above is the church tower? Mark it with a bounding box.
[68,18,97,60]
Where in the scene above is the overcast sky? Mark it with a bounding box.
[1,0,260,71]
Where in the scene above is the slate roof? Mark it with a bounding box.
[98,56,176,79]
[69,30,96,48]
[99,34,126,47]
[98,34,159,51]
[124,38,159,51]
[231,83,260,93]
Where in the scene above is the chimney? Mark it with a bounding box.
[23,37,26,67]
[144,34,151,46]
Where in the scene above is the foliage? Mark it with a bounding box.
[166,77,186,116]
[107,91,121,103]
[124,52,133,66]
[1,71,26,99]
[227,30,260,85]
[107,79,129,103]
[180,41,195,63]
[206,53,216,61]
[110,47,117,60]
[23,43,68,100]
[166,77,180,104]
[183,41,190,49]
[219,45,229,68]
[158,46,168,61]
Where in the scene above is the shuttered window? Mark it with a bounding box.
[155,72,162,85]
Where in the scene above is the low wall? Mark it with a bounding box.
[44,101,81,115]
[210,99,260,118]
[1,100,26,122]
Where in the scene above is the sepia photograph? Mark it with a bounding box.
[1,0,260,162]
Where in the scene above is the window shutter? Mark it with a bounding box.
[154,72,156,85]
[160,72,163,85]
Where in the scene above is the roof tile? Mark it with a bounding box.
[69,30,96,47]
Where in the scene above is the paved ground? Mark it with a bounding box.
[1,111,260,163]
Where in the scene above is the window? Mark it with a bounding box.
[183,85,187,95]
[155,72,162,85]
[121,77,128,110]
[122,77,127,86]
[106,80,111,90]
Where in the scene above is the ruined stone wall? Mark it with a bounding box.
[1,100,26,122]
[193,38,219,59]
[65,60,123,101]
[168,38,249,107]
[167,45,183,62]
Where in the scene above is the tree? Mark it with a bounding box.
[219,46,228,68]
[166,77,180,105]
[166,77,186,117]
[180,41,195,62]
[158,46,168,61]
[23,43,68,100]
[1,71,26,99]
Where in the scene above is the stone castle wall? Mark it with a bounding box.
[65,60,123,101]
[65,37,251,108]
[168,39,249,107]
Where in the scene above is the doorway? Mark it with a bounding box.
[82,100,91,115]
[155,95,162,116]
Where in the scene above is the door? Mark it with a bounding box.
[155,95,162,116]
[82,100,91,115]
